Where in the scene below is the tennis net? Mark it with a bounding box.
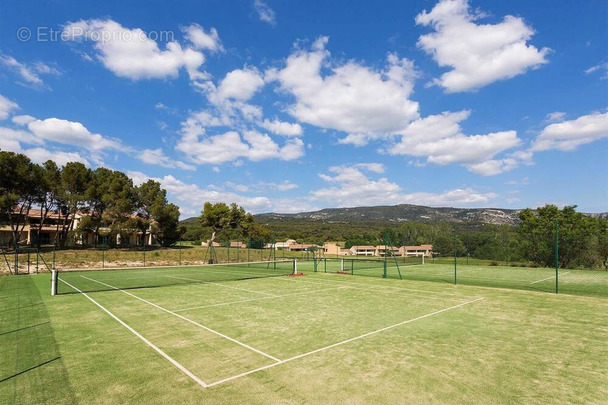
[55,259,296,294]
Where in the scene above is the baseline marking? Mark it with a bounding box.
[207,297,485,387]
[59,278,208,388]
[165,275,278,297]
[530,271,570,285]
[80,276,281,363]
[174,286,346,312]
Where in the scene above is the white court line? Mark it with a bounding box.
[191,265,466,299]
[272,275,470,302]
[59,278,208,388]
[174,286,347,312]
[530,271,570,285]
[80,276,281,363]
[206,297,485,387]
[165,275,278,297]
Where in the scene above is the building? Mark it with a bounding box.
[349,245,376,256]
[288,243,315,252]
[264,239,296,249]
[1,207,157,247]
[401,245,433,257]
[375,246,401,257]
[322,242,350,257]
[229,241,247,249]
[201,240,220,247]
[0,209,66,246]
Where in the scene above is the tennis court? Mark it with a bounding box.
[3,259,607,404]
[54,260,484,387]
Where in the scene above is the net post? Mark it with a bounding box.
[51,269,57,296]
[421,253,425,265]
[341,258,344,272]
[293,259,298,275]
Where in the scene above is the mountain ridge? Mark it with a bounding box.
[180,203,608,227]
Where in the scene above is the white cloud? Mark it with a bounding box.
[127,171,273,215]
[585,62,608,79]
[182,23,224,53]
[312,165,497,207]
[532,111,608,151]
[176,129,304,164]
[243,181,299,192]
[0,126,44,148]
[0,55,60,89]
[355,163,385,173]
[545,111,566,123]
[259,118,303,136]
[12,115,36,125]
[27,118,124,151]
[215,67,265,101]
[225,182,250,192]
[337,133,370,147]
[388,110,521,175]
[63,19,208,83]
[253,0,276,25]
[0,94,19,120]
[416,0,550,92]
[24,147,90,166]
[0,127,90,166]
[271,38,419,137]
[137,148,195,170]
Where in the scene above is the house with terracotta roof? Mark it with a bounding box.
[349,245,376,256]
[400,245,433,257]
[1,208,157,247]
[375,246,401,257]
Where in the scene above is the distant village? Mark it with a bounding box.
[202,239,434,258]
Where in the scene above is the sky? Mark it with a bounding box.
[0,0,607,218]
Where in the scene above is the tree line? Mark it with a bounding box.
[0,151,181,250]
[186,202,607,270]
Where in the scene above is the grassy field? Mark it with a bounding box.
[317,259,608,298]
[1,260,607,404]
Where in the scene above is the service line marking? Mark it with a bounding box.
[80,276,281,363]
[206,297,485,387]
[59,278,208,388]
[174,286,346,312]
[165,275,278,297]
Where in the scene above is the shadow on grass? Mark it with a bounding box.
[0,275,77,404]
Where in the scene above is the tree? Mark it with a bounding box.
[0,151,41,260]
[85,167,114,245]
[518,205,596,268]
[135,180,181,246]
[199,202,267,245]
[595,218,608,270]
[33,160,62,248]
[58,162,92,246]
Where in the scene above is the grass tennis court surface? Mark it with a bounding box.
[2,261,607,404]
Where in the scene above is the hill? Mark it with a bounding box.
[255,204,522,226]
[180,204,607,242]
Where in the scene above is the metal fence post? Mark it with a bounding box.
[454,228,458,285]
[555,221,559,294]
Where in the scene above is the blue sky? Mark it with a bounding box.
[1,0,606,217]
